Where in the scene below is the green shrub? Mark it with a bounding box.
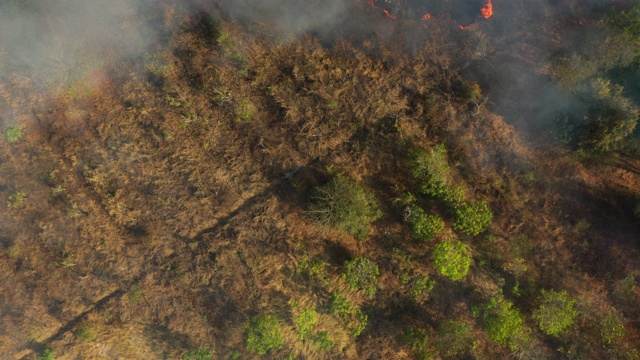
[328,291,368,336]
[7,192,26,208]
[433,239,471,281]
[405,205,444,241]
[434,320,475,357]
[408,275,435,299]
[310,331,333,350]
[411,144,451,197]
[2,125,24,143]
[182,348,213,360]
[601,309,626,347]
[294,309,318,340]
[37,348,55,360]
[246,314,284,355]
[532,290,578,337]
[342,257,379,297]
[75,322,97,342]
[474,298,524,350]
[308,174,381,240]
[404,326,434,360]
[453,201,493,236]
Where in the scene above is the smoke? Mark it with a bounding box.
[0,0,166,94]
[213,0,352,36]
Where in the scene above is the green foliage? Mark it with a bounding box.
[342,257,379,297]
[607,3,640,42]
[308,174,381,240]
[328,291,368,336]
[76,322,97,342]
[581,79,639,151]
[182,348,213,360]
[411,144,451,197]
[474,297,525,349]
[295,255,327,285]
[3,125,24,143]
[310,331,333,350]
[453,201,493,236]
[405,205,445,241]
[408,275,435,299]
[246,314,284,356]
[404,326,434,360]
[294,309,318,340]
[433,239,471,281]
[235,98,255,122]
[37,348,55,360]
[532,290,578,337]
[434,320,475,357]
[7,192,26,208]
[601,309,626,347]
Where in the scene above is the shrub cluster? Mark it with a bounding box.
[433,239,471,281]
[246,314,284,355]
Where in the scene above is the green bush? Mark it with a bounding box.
[7,192,26,208]
[328,291,368,336]
[474,298,524,349]
[408,275,435,299]
[405,205,444,241]
[433,239,471,281]
[404,326,434,360]
[308,174,381,240]
[2,125,24,143]
[37,348,55,360]
[342,257,379,297]
[601,309,626,346]
[246,314,284,355]
[310,331,333,350]
[411,144,451,197]
[453,201,493,236]
[75,322,97,342]
[434,320,475,357]
[294,309,318,340]
[532,290,578,337]
[182,348,213,360]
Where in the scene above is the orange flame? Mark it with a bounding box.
[420,13,431,20]
[368,0,397,19]
[480,0,493,19]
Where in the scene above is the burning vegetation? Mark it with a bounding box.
[0,0,639,359]
[368,0,493,27]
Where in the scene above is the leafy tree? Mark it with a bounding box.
[308,174,381,240]
[405,205,444,241]
[453,201,493,236]
[246,314,284,355]
[532,290,578,337]
[578,79,639,151]
[474,297,525,349]
[411,144,451,197]
[342,257,379,297]
[433,239,471,281]
[182,348,212,360]
[434,320,475,357]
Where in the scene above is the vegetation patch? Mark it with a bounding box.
[246,314,284,356]
[433,239,471,281]
[474,297,525,350]
[342,257,379,297]
[308,174,381,240]
[2,125,24,143]
[532,289,578,337]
